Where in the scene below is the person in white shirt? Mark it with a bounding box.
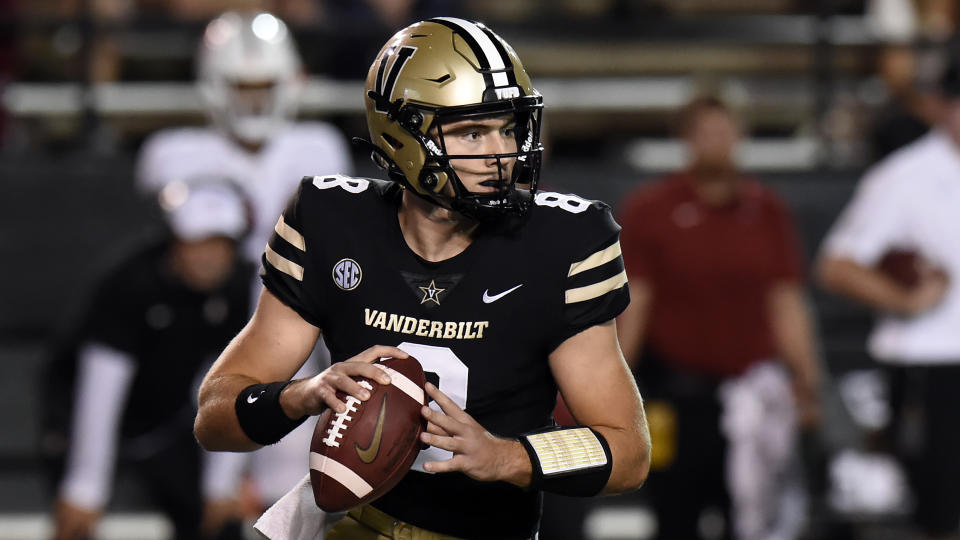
[817,47,960,540]
[137,10,353,265]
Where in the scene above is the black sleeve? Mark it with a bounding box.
[260,178,326,328]
[552,204,630,348]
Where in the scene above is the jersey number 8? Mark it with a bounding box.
[397,342,468,473]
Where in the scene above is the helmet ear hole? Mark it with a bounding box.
[381,133,404,150]
[419,171,441,191]
[399,109,424,131]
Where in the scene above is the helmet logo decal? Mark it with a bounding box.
[374,45,417,112]
[332,258,363,291]
[424,138,443,156]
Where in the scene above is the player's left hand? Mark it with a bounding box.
[420,383,531,486]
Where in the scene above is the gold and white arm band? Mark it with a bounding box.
[518,426,613,496]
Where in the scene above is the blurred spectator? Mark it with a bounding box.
[868,42,934,161]
[817,44,960,540]
[134,9,352,520]
[862,0,960,160]
[617,96,820,540]
[53,182,254,540]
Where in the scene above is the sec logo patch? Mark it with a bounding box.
[333,258,362,291]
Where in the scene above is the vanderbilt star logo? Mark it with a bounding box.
[418,280,446,305]
[355,395,388,464]
[400,272,462,309]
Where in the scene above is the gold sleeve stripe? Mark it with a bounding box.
[265,244,304,281]
[568,241,622,277]
[274,216,306,251]
[565,270,627,304]
[526,428,607,475]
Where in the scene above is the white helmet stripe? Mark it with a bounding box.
[433,17,510,87]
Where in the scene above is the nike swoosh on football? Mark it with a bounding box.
[356,395,388,464]
[482,284,523,303]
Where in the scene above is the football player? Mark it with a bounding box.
[53,182,254,540]
[135,10,353,514]
[194,18,651,539]
[137,10,352,263]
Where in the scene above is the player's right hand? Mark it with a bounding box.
[52,499,100,540]
[904,269,949,315]
[279,345,401,418]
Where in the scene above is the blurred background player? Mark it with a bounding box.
[137,9,352,266]
[616,96,821,540]
[134,9,354,517]
[53,181,254,540]
[817,44,960,540]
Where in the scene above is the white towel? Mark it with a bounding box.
[719,362,806,540]
[254,475,327,540]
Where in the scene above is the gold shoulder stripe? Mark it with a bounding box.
[565,270,627,304]
[274,216,305,252]
[265,244,304,281]
[568,241,622,277]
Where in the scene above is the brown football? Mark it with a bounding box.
[877,249,922,288]
[309,355,426,512]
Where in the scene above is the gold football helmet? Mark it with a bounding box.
[360,17,544,220]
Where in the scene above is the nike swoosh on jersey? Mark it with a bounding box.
[356,395,388,464]
[482,284,523,303]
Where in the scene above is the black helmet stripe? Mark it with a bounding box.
[430,17,511,89]
[374,45,417,111]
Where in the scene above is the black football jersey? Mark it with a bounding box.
[261,175,629,539]
[83,242,254,440]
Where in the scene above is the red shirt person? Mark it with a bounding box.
[617,97,820,540]
[620,173,803,378]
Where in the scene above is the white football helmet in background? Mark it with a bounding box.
[197,11,303,145]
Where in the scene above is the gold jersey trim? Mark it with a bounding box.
[564,270,627,304]
[274,216,306,251]
[265,244,304,281]
[568,241,622,277]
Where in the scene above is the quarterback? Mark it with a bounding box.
[195,17,650,539]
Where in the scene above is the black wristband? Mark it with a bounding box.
[235,381,308,446]
[519,426,613,497]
